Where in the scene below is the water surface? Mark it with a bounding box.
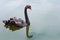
[0,0,60,40]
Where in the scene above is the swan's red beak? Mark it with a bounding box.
[30,6,32,10]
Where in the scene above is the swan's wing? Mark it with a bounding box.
[18,18,23,22]
[3,18,27,27]
[21,21,27,27]
[15,21,27,27]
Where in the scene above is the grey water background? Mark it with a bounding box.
[0,0,60,40]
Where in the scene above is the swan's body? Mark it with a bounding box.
[3,5,32,38]
[3,5,31,27]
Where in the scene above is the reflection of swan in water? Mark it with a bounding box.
[3,5,32,38]
[4,24,22,31]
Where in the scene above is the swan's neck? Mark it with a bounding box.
[24,8,30,25]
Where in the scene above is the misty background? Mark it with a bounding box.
[0,0,60,40]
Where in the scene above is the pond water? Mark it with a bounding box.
[0,0,60,40]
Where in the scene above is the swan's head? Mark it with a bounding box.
[25,5,32,10]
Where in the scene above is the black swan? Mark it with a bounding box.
[3,5,32,38]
